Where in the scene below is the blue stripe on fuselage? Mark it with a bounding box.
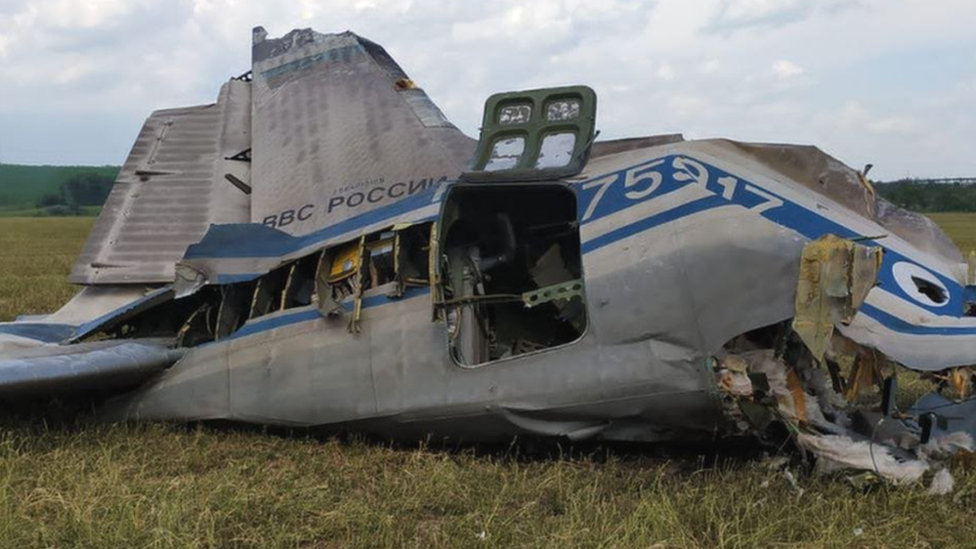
[190,154,973,342]
[185,190,441,260]
[575,155,966,316]
[223,286,432,342]
[859,304,976,336]
[581,195,731,254]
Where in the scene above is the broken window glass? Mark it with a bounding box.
[536,132,577,169]
[911,276,948,305]
[892,261,950,308]
[498,103,532,125]
[545,99,580,121]
[484,136,525,171]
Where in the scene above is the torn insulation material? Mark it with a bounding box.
[713,236,975,492]
[793,235,883,366]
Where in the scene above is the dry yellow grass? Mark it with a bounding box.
[0,215,975,548]
[929,213,976,254]
[0,217,93,322]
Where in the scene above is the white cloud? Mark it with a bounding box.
[868,116,919,136]
[52,55,100,85]
[0,0,974,178]
[772,59,805,79]
[826,100,870,130]
[451,1,572,46]
[39,0,145,29]
[657,63,675,81]
[668,95,711,118]
[814,101,919,136]
[720,0,804,21]
[353,0,379,10]
[298,0,323,21]
[699,58,721,75]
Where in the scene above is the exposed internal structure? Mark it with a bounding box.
[439,184,586,366]
[76,222,436,346]
[713,235,976,489]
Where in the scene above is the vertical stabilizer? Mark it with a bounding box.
[249,27,474,235]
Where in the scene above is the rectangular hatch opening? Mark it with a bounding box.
[438,183,587,367]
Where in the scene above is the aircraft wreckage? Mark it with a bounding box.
[2,27,976,491]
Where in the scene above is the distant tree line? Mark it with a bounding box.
[18,171,975,215]
[875,180,976,213]
[36,172,115,215]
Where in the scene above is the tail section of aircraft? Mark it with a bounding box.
[70,27,475,285]
[70,80,252,285]
[249,27,474,235]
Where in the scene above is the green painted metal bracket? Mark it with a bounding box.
[522,279,584,308]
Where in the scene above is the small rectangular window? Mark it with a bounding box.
[536,132,577,169]
[545,98,580,121]
[485,136,526,171]
[498,103,532,125]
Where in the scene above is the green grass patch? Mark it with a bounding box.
[0,422,973,549]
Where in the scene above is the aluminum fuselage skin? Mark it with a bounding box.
[103,139,976,441]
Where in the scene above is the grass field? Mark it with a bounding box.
[0,215,975,548]
[0,217,95,321]
[929,213,976,253]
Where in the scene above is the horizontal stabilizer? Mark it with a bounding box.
[70,80,252,284]
[0,340,183,398]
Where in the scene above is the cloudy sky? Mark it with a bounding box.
[0,0,973,180]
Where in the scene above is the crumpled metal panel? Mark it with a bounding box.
[102,291,722,441]
[68,286,175,343]
[249,27,474,236]
[590,135,684,159]
[69,80,252,284]
[874,198,964,267]
[706,140,963,266]
[911,392,976,442]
